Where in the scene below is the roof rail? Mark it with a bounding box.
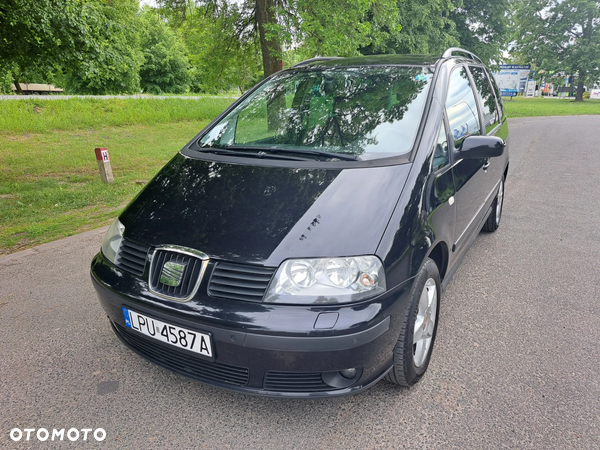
[291,57,343,68]
[442,48,482,63]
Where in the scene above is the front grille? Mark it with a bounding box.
[116,239,150,276]
[150,250,205,300]
[208,262,276,302]
[113,322,249,386]
[263,371,331,392]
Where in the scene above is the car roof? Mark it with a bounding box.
[290,48,484,70]
[292,54,440,69]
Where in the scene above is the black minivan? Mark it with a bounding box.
[91,48,509,397]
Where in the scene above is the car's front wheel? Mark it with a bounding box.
[386,258,441,387]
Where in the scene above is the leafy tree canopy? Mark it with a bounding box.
[277,0,401,59]
[0,0,143,94]
[1,0,514,95]
[139,7,190,94]
[65,0,143,94]
[450,0,511,66]
[0,0,86,91]
[174,2,262,94]
[157,0,402,80]
[362,0,458,56]
[512,0,600,101]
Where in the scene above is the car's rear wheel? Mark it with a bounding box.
[483,178,504,232]
[386,258,441,387]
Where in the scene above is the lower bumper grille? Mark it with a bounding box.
[264,371,331,392]
[112,322,249,386]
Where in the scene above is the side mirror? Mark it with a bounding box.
[460,136,505,159]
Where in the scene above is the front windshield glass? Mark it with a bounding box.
[198,66,433,161]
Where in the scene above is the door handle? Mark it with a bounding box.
[482,159,490,170]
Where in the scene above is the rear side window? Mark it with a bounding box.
[469,66,500,133]
[486,68,504,118]
[445,67,481,147]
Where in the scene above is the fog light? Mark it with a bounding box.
[339,368,357,379]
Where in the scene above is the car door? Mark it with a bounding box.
[426,121,456,248]
[445,65,488,255]
[467,65,506,197]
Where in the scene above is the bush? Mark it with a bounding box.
[139,8,190,94]
[64,1,143,94]
[583,91,590,99]
[0,67,14,94]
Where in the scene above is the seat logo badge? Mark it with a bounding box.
[160,261,187,287]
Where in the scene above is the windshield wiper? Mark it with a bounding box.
[226,146,359,161]
[198,147,310,161]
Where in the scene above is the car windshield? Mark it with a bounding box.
[198,66,434,161]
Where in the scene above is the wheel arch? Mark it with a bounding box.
[426,241,449,282]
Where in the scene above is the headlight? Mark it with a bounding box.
[264,256,386,305]
[101,218,125,264]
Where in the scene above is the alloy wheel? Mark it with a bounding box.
[496,179,504,225]
[413,278,437,368]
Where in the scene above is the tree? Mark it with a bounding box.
[278,0,400,59]
[158,0,400,80]
[139,8,191,94]
[0,0,143,95]
[512,0,600,101]
[65,0,143,94]
[361,0,458,56]
[450,0,511,65]
[359,0,509,65]
[174,2,262,93]
[0,0,83,92]
[256,0,283,76]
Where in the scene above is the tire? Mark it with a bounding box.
[482,178,504,232]
[386,258,441,387]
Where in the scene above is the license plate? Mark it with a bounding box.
[122,307,212,358]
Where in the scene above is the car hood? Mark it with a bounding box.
[120,153,411,266]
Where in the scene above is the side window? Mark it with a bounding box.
[445,67,481,147]
[486,68,504,119]
[433,123,448,171]
[469,66,500,133]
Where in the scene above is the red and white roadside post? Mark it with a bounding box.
[95,147,114,183]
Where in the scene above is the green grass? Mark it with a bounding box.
[0,97,234,133]
[504,96,600,118]
[0,121,210,254]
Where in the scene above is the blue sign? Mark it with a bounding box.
[499,64,531,70]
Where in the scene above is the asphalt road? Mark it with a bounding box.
[1,116,599,449]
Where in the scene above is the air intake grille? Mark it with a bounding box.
[116,239,150,276]
[113,323,249,386]
[264,371,331,392]
[149,250,205,300]
[208,262,276,302]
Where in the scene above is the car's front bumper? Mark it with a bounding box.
[90,252,414,398]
